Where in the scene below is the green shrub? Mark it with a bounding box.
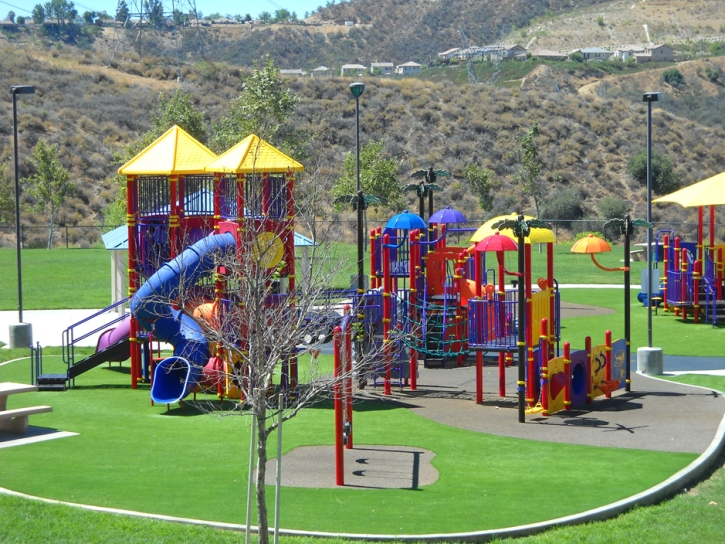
[541,188,584,225]
[569,51,584,62]
[597,195,628,220]
[662,68,684,86]
[626,149,679,194]
[705,66,720,82]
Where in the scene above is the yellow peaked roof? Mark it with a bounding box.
[470,213,557,244]
[653,171,725,208]
[118,125,217,176]
[204,134,303,174]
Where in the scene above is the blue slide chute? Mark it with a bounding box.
[130,232,236,404]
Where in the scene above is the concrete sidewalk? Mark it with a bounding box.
[0,309,120,349]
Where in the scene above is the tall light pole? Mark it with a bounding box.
[350,82,365,295]
[643,91,660,348]
[9,85,35,349]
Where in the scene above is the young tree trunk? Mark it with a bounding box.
[47,208,55,250]
[255,399,269,544]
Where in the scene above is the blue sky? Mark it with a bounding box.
[1,0,326,20]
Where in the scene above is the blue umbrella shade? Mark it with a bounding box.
[385,210,427,230]
[428,206,468,225]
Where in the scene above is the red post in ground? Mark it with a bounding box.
[126,174,139,390]
[409,229,419,390]
[585,336,592,404]
[694,259,701,324]
[474,246,484,403]
[540,318,550,416]
[681,240,688,321]
[663,234,669,312]
[344,319,353,449]
[674,237,681,316]
[563,342,571,410]
[605,330,613,398]
[370,229,378,289]
[333,326,344,486]
[498,352,505,397]
[383,234,392,396]
[525,241,535,407]
[719,248,724,301]
[547,242,555,359]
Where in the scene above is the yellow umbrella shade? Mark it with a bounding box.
[653,171,725,208]
[118,125,217,176]
[570,234,612,254]
[470,213,557,244]
[204,134,303,174]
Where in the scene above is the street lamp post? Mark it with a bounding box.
[350,82,365,295]
[9,85,35,349]
[643,91,661,348]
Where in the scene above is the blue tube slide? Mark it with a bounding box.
[130,232,236,404]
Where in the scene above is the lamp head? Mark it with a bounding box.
[642,91,661,102]
[11,85,35,95]
[349,82,365,98]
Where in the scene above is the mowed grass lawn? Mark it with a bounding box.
[0,243,648,311]
[0,349,697,536]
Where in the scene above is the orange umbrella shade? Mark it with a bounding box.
[475,232,518,253]
[570,234,612,254]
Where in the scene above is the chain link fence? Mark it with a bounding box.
[0,219,702,250]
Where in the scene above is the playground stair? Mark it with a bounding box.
[36,338,132,391]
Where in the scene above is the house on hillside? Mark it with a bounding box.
[280,69,307,76]
[341,63,366,77]
[615,45,645,62]
[311,66,330,77]
[573,47,612,61]
[457,46,484,60]
[212,17,236,24]
[530,48,567,61]
[370,62,394,75]
[500,44,527,58]
[635,44,675,63]
[438,47,460,61]
[395,61,422,75]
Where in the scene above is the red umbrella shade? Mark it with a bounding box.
[570,234,612,254]
[474,232,518,253]
[428,206,468,224]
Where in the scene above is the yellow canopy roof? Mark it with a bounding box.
[653,171,725,208]
[470,213,557,244]
[204,134,303,174]
[118,125,217,176]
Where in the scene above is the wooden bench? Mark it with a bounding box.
[0,382,53,435]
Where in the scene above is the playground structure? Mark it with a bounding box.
[31,125,632,428]
[653,172,725,325]
[35,127,314,403]
[366,211,564,409]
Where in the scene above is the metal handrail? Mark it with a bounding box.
[62,297,130,368]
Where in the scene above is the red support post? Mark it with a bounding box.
[334,326,344,486]
[370,229,378,289]
[694,259,701,324]
[525,241,535,407]
[126,175,139,390]
[409,229,419,390]
[498,352,505,397]
[585,336,592,404]
[674,237,681,316]
[547,242,555,358]
[213,172,221,234]
[605,330,612,398]
[563,342,571,410]
[383,234,392,396]
[663,234,669,312]
[541,318,549,416]
[344,319,353,449]
[681,238,688,321]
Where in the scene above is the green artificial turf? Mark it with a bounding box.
[0,249,111,310]
[559,289,725,357]
[0,242,648,312]
[0,356,695,535]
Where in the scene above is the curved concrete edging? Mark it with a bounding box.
[1,376,724,542]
